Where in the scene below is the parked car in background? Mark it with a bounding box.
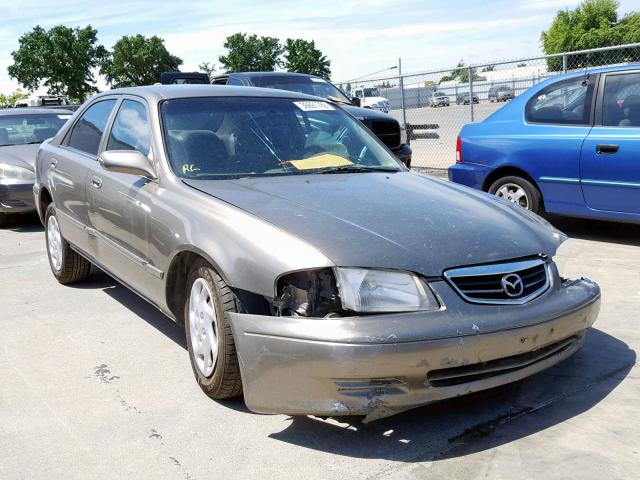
[213,72,411,166]
[449,65,640,223]
[0,108,71,225]
[427,91,450,107]
[488,85,515,102]
[14,94,70,108]
[350,86,391,112]
[456,92,479,105]
[161,71,210,85]
[34,85,600,422]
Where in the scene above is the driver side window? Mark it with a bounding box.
[106,100,151,155]
[525,77,593,125]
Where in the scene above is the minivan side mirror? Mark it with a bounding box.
[351,97,362,107]
[98,150,156,179]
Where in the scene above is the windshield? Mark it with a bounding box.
[0,112,70,146]
[252,75,351,104]
[160,97,402,179]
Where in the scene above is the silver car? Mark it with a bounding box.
[0,108,71,225]
[34,86,600,422]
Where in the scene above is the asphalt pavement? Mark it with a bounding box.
[0,212,638,480]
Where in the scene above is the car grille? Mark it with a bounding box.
[427,336,579,387]
[444,258,550,305]
[363,120,401,149]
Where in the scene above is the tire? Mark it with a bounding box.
[488,175,543,214]
[184,260,242,399]
[0,212,8,228]
[45,204,91,284]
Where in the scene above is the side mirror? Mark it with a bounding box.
[351,97,361,107]
[98,150,156,179]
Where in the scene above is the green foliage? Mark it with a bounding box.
[100,35,182,87]
[283,39,331,79]
[440,60,478,84]
[198,62,216,78]
[218,33,283,72]
[0,90,30,108]
[8,25,106,102]
[541,0,640,70]
[482,65,495,72]
[345,82,352,92]
[375,80,395,89]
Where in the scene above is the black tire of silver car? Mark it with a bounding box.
[44,204,92,284]
[489,176,543,214]
[184,260,243,399]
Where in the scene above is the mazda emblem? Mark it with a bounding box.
[501,273,524,298]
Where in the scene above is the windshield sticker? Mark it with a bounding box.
[182,164,201,174]
[57,114,72,119]
[284,154,352,170]
[293,101,334,111]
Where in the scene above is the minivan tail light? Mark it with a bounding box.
[455,136,463,163]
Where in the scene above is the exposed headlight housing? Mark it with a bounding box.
[335,268,440,313]
[0,163,35,180]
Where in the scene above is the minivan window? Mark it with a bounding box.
[525,77,592,125]
[106,100,151,155]
[67,100,117,155]
[602,72,640,127]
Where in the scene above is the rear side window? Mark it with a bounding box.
[226,77,244,86]
[67,100,117,155]
[106,100,151,155]
[602,72,640,127]
[525,77,593,125]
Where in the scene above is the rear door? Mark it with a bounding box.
[580,70,640,214]
[53,99,117,252]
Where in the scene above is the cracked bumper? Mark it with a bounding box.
[228,278,600,421]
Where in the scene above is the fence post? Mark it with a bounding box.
[468,66,475,122]
[399,58,407,129]
[562,53,568,73]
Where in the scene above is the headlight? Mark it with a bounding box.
[335,268,440,313]
[0,163,35,180]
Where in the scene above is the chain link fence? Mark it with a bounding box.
[336,43,640,172]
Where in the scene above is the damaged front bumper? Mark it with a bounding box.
[228,278,600,422]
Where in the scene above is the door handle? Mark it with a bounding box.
[91,176,103,189]
[50,158,58,169]
[596,144,619,154]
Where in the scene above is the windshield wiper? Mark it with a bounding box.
[320,165,399,174]
[327,95,352,105]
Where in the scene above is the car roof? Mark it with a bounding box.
[0,107,73,116]
[221,71,323,79]
[90,84,325,103]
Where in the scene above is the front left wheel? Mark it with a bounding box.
[184,261,242,399]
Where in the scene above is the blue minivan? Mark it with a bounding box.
[449,65,640,223]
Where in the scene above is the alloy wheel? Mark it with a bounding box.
[188,278,219,377]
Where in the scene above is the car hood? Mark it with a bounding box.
[341,104,396,121]
[0,144,40,170]
[185,172,565,276]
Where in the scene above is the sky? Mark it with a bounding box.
[0,0,638,94]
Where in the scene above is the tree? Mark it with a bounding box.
[8,25,106,102]
[100,35,182,87]
[345,82,352,93]
[0,90,29,108]
[541,0,640,70]
[440,60,478,84]
[198,61,216,78]
[218,33,283,72]
[282,39,331,79]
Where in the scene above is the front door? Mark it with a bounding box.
[580,71,640,214]
[86,98,163,301]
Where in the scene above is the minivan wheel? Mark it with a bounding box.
[184,261,242,399]
[489,176,542,214]
[45,204,91,284]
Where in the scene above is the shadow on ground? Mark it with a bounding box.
[549,215,640,247]
[0,213,43,233]
[269,328,635,462]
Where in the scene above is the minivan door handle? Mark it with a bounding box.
[596,144,619,154]
[90,176,103,189]
[50,158,58,169]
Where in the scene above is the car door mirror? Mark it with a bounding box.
[98,150,156,179]
[351,97,361,107]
